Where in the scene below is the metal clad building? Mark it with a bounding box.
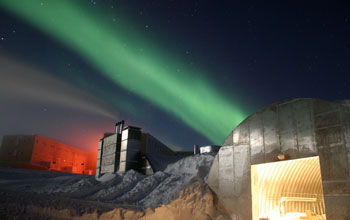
[207,98,350,220]
[120,126,142,172]
[96,123,174,177]
[98,133,121,175]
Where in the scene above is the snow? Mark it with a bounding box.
[143,153,187,172]
[0,154,215,209]
[96,173,117,183]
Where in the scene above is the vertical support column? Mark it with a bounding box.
[95,139,103,178]
[114,134,121,172]
[193,144,199,154]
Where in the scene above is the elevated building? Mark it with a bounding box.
[207,98,350,220]
[96,121,175,177]
[0,135,97,174]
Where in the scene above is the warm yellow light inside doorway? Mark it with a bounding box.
[251,156,326,220]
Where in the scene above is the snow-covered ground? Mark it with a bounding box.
[0,154,224,219]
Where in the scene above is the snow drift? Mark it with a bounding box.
[0,154,231,219]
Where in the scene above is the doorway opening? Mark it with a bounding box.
[251,156,326,220]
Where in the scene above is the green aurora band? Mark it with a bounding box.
[0,0,246,144]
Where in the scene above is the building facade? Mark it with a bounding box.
[0,135,97,174]
[96,123,175,177]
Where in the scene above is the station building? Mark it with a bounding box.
[207,98,350,220]
[96,121,175,177]
[0,135,97,174]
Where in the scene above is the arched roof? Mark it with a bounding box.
[207,98,350,220]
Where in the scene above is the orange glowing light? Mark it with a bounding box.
[31,135,97,175]
[251,156,326,220]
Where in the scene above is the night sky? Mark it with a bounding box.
[0,0,349,152]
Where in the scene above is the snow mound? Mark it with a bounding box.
[0,154,215,209]
[165,153,214,177]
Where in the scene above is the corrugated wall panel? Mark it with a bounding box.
[101,164,115,173]
[249,114,265,164]
[314,111,341,129]
[279,103,298,156]
[343,105,350,176]
[234,144,250,195]
[343,106,350,126]
[233,128,240,146]
[207,155,220,192]
[262,106,280,162]
[218,146,235,198]
[319,144,349,180]
[103,134,117,146]
[315,126,343,149]
[102,143,116,156]
[101,154,115,167]
[344,125,350,177]
[223,132,233,146]
[294,100,317,154]
[313,100,337,115]
[238,122,250,145]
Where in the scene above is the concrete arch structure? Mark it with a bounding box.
[207,98,350,220]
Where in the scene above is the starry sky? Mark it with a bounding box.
[0,0,349,152]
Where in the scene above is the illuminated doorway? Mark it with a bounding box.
[251,156,326,220]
